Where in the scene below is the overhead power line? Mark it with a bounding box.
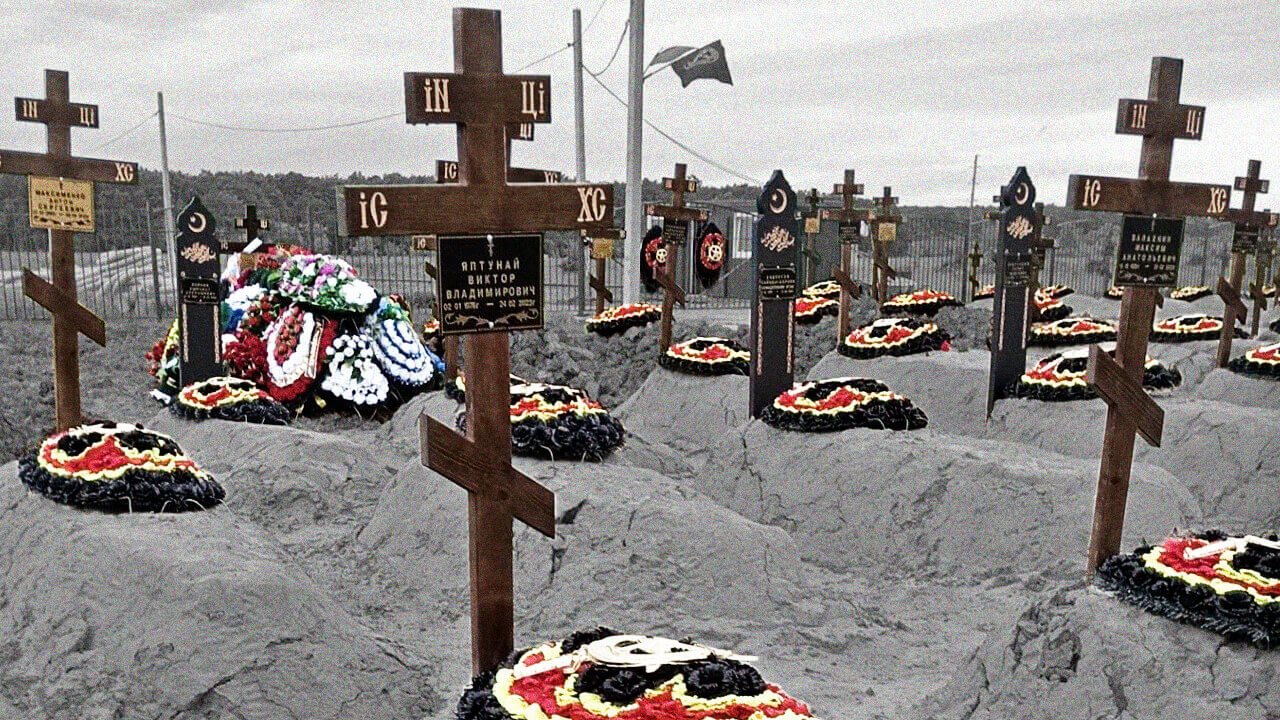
[169,111,403,133]
[87,110,158,151]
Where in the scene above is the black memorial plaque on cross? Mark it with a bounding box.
[646,163,703,349]
[437,233,543,334]
[3,69,138,430]
[750,170,799,418]
[987,167,1038,416]
[819,169,868,338]
[344,8,619,675]
[175,196,223,386]
[1070,57,1227,573]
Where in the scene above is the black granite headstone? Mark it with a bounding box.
[987,167,1037,416]
[175,195,222,387]
[750,170,799,418]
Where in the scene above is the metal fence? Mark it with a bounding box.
[0,196,1246,321]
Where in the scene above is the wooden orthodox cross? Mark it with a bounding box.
[867,186,901,303]
[1252,220,1277,336]
[436,158,562,184]
[987,167,1038,417]
[225,204,271,253]
[645,163,704,349]
[340,8,615,674]
[1,69,139,430]
[749,170,799,418]
[967,241,983,301]
[819,169,867,338]
[1068,56,1232,573]
[801,188,823,288]
[582,227,621,315]
[1215,159,1274,365]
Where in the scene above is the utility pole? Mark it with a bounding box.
[157,92,177,278]
[573,8,586,183]
[622,0,644,304]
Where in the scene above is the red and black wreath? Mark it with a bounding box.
[456,382,624,461]
[696,221,727,289]
[659,336,751,376]
[1150,313,1247,342]
[171,376,292,425]
[586,303,662,337]
[457,627,818,720]
[1008,346,1180,402]
[793,296,839,324]
[881,289,962,317]
[18,422,225,513]
[1027,316,1118,347]
[1168,285,1213,302]
[1039,284,1075,299]
[1032,289,1072,322]
[1228,341,1280,378]
[1097,531,1280,648]
[839,317,950,359]
[640,225,667,294]
[761,377,928,432]
[801,280,843,300]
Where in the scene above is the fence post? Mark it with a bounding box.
[147,200,163,320]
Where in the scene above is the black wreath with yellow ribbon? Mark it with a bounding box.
[838,317,951,359]
[170,376,292,425]
[18,423,225,513]
[881,289,962,317]
[456,383,623,461]
[1227,341,1280,378]
[1168,285,1213,302]
[1027,316,1118,348]
[1150,313,1247,342]
[761,377,928,432]
[586,303,662,337]
[1008,347,1180,402]
[659,337,751,376]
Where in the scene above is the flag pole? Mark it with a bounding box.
[623,0,645,305]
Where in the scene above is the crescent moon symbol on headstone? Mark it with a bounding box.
[1014,182,1030,206]
[188,212,207,234]
[769,189,787,214]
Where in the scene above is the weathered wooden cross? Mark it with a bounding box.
[1215,159,1273,366]
[800,188,824,288]
[341,7,614,674]
[1,69,138,431]
[1068,56,1232,573]
[645,163,704,349]
[819,169,867,338]
[225,204,271,253]
[867,186,901,303]
[436,158,562,184]
[967,241,984,301]
[582,227,621,316]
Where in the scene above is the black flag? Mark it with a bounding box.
[671,41,733,88]
[695,221,726,289]
[641,224,666,294]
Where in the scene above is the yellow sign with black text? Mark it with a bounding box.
[28,176,94,232]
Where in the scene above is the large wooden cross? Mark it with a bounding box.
[582,228,621,315]
[800,188,824,288]
[1215,160,1271,366]
[1069,56,1232,573]
[225,204,271,253]
[1,69,138,431]
[436,158,562,184]
[868,186,901,302]
[967,241,984,301]
[341,8,615,674]
[819,169,867,338]
[645,163,703,349]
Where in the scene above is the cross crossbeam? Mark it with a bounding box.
[225,204,271,253]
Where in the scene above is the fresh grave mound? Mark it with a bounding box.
[1032,289,1072,322]
[838,316,950,358]
[1038,284,1074,299]
[170,376,291,424]
[659,336,750,375]
[793,295,838,324]
[760,377,927,432]
[587,303,662,336]
[880,289,962,316]
[18,422,224,513]
[1096,530,1280,649]
[1150,313,1247,342]
[458,628,816,720]
[1227,340,1280,378]
[1027,316,1118,347]
[800,279,842,299]
[973,283,994,300]
[1008,345,1180,401]
[456,381,624,461]
[1169,284,1213,301]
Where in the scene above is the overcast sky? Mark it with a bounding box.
[3,0,1277,207]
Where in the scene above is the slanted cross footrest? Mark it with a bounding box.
[1084,344,1163,448]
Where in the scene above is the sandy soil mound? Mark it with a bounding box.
[1197,365,1280,408]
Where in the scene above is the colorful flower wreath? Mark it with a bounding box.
[1097,531,1280,648]
[1169,285,1213,302]
[222,329,270,388]
[1008,345,1181,402]
[973,283,994,300]
[367,298,438,390]
[1032,289,1072,322]
[227,243,309,292]
[1105,286,1125,300]
[264,305,339,403]
[319,333,390,408]
[456,382,624,461]
[800,280,842,300]
[1027,316,1118,347]
[659,337,751,376]
[144,319,181,393]
[221,284,266,334]
[170,376,291,425]
[761,377,928,432]
[18,422,224,513]
[881,289,962,317]
[1227,341,1280,378]
[838,317,951,359]
[1039,284,1074,299]
[793,295,839,324]
[1150,313,1246,342]
[276,254,377,314]
[457,627,816,720]
[586,303,662,337]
